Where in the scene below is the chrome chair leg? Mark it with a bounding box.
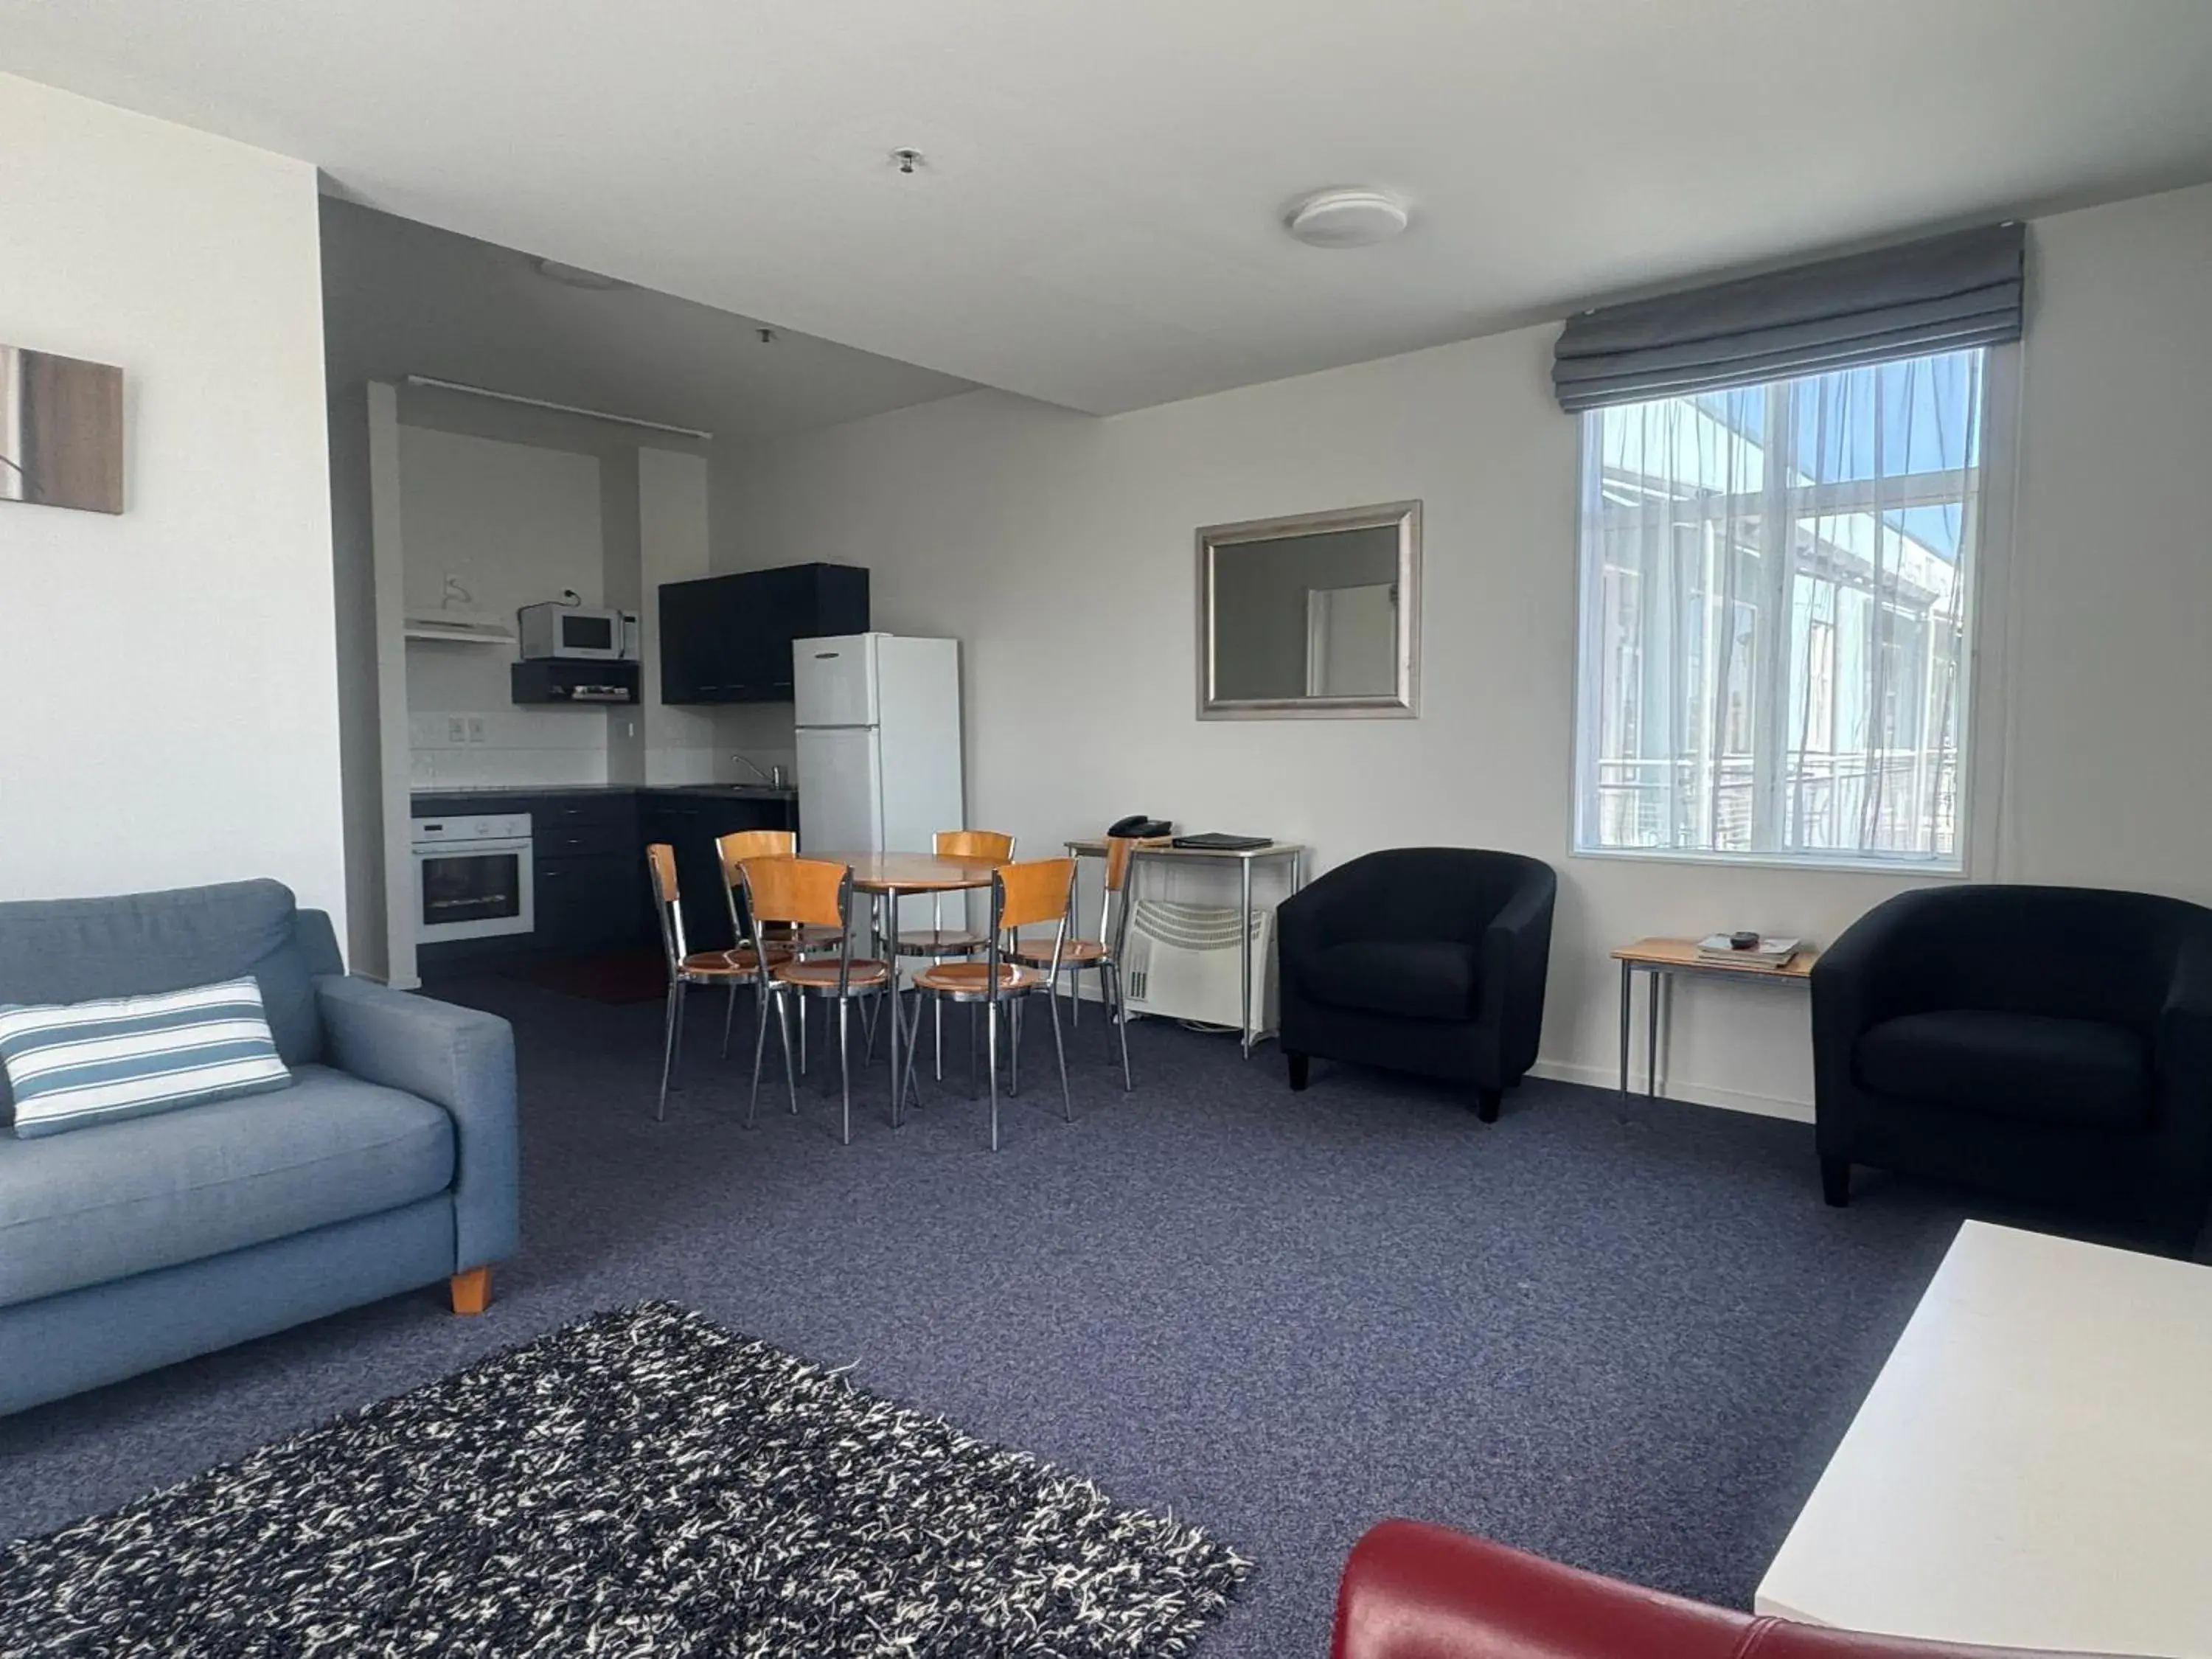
[1048,988,1072,1121]
[720,978,742,1060]
[657,981,683,1121]
[746,982,773,1127]
[987,998,1002,1152]
[1009,998,1023,1097]
[1098,962,1116,1062]
[899,988,927,1120]
[837,998,852,1147]
[1107,960,1133,1091]
[774,987,801,1117]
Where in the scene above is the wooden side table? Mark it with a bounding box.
[1610,936,1819,1099]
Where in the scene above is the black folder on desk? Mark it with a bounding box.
[1170,832,1273,851]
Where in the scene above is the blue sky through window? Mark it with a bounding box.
[1691,350,1982,559]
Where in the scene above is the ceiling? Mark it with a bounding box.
[320,198,970,441]
[8,0,2212,414]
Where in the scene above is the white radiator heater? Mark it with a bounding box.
[1120,900,1274,1032]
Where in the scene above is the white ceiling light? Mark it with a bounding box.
[1284,189,1411,248]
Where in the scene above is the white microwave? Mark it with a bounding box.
[518,603,639,662]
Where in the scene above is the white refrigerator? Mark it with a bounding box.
[793,635,964,899]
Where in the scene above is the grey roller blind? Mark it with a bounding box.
[1551,223,2023,412]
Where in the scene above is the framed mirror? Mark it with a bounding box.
[1,345,124,516]
[1197,500,1420,719]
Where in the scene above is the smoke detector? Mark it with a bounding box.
[1284,189,1411,248]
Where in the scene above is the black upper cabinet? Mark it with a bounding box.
[661,562,869,703]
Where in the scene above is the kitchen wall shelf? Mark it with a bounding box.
[511,659,640,705]
[403,611,518,645]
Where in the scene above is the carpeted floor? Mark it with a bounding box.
[0,975,2104,1656]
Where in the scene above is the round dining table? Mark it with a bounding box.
[808,852,1001,1121]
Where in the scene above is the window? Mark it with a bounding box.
[1572,348,1986,868]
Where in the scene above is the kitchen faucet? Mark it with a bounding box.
[732,754,790,789]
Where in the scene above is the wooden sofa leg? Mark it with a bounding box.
[451,1266,492,1315]
[1820,1158,1851,1208]
[1287,1051,1310,1091]
[1475,1087,1501,1124]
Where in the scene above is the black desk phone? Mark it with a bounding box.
[1107,815,1173,839]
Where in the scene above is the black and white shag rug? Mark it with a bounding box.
[0,1303,1250,1658]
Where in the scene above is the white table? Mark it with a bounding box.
[1756,1220,2212,1657]
[1064,838,1305,1057]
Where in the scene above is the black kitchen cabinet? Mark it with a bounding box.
[535,854,640,950]
[411,788,796,975]
[637,791,797,950]
[660,562,869,703]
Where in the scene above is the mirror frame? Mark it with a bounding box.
[1195,499,1421,720]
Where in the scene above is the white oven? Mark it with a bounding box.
[411,813,535,943]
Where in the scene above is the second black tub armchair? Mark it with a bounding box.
[1278,848,1556,1120]
[1812,883,2212,1249]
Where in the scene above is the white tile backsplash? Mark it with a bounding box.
[408,707,799,794]
[410,708,610,790]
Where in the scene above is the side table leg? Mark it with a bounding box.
[1238,856,1255,1057]
[1646,968,1662,1099]
[1618,960,1632,1098]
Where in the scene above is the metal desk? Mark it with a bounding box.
[1610,936,1818,1099]
[1065,839,1307,1057]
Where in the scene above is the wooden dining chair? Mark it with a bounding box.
[891,830,1017,1076]
[717,828,844,957]
[717,827,849,1071]
[740,855,895,1145]
[1012,833,1144,1091]
[647,842,787,1121]
[902,858,1075,1151]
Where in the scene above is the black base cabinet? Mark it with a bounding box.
[638,792,797,951]
[411,789,796,973]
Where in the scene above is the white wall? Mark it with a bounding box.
[398,425,611,790]
[720,181,2212,1120]
[637,446,731,785]
[0,74,344,925]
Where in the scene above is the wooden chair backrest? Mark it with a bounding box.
[936,828,1016,863]
[1104,834,1147,893]
[996,858,1077,934]
[646,843,686,964]
[740,855,849,930]
[647,842,680,905]
[717,829,796,886]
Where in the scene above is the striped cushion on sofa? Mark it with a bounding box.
[0,976,293,1138]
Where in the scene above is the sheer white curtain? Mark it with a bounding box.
[1573,348,1985,866]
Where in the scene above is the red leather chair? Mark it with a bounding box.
[1332,1520,2076,1659]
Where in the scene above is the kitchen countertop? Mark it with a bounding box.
[411,783,797,803]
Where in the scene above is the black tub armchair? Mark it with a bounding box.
[1278,848,1556,1121]
[1812,883,2212,1249]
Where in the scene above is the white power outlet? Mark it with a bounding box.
[465,715,488,744]
[445,716,467,745]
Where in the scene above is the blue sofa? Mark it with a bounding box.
[0,880,518,1416]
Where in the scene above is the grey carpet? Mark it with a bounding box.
[0,976,2080,1656]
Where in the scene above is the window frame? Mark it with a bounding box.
[1566,344,2019,877]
